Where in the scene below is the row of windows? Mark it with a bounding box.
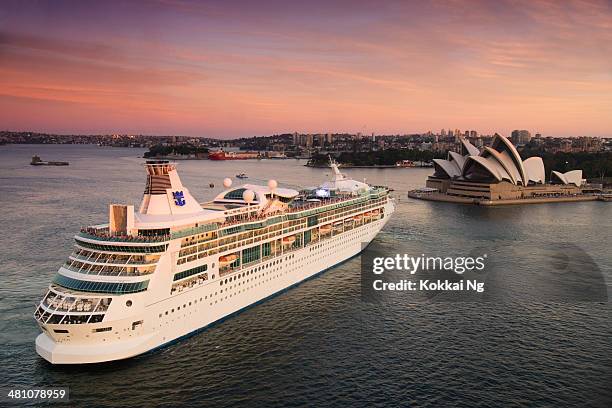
[175,200,385,264]
[173,264,208,281]
[159,219,383,324]
[36,310,104,325]
[160,254,298,320]
[219,254,295,286]
[75,240,168,254]
[242,245,261,264]
[53,274,150,294]
[177,196,387,260]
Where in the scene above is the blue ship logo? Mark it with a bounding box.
[172,191,186,206]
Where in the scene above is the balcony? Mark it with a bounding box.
[79,227,170,243]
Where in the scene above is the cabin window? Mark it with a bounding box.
[93,327,112,333]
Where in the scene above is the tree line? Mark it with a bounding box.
[144,144,209,158]
[307,149,445,167]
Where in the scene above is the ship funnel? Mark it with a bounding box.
[139,160,202,215]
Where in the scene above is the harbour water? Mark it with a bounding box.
[1,144,610,407]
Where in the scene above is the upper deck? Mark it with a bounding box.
[76,185,391,248]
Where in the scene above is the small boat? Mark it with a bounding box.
[319,224,332,233]
[353,214,363,221]
[282,235,296,245]
[371,209,380,216]
[219,254,239,267]
[236,173,248,179]
[30,155,69,166]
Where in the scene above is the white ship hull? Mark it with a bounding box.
[36,203,392,364]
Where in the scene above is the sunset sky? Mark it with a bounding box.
[1,0,611,138]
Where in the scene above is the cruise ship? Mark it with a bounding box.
[35,160,395,364]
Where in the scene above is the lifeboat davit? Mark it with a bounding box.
[282,235,296,246]
[219,254,239,267]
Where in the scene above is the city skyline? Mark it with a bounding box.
[1,0,611,138]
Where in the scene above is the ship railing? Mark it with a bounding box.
[171,223,220,239]
[171,193,385,241]
[63,260,154,277]
[36,292,112,324]
[79,227,171,243]
[69,253,158,266]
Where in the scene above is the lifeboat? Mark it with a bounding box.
[353,214,363,221]
[371,209,380,216]
[319,224,332,233]
[219,254,239,267]
[282,235,296,245]
[333,221,343,227]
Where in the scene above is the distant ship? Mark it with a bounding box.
[267,152,288,159]
[30,155,69,166]
[208,150,259,160]
[34,159,394,364]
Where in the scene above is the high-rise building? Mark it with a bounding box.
[469,130,477,138]
[441,129,447,137]
[511,130,531,145]
[306,134,313,148]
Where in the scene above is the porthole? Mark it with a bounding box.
[126,300,133,307]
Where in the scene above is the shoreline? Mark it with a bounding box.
[407,191,602,206]
[305,164,431,169]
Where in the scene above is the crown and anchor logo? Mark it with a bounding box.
[172,191,186,206]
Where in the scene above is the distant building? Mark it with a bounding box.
[306,134,313,148]
[511,129,531,145]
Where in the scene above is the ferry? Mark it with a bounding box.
[34,160,395,364]
[30,155,69,166]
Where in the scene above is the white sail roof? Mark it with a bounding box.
[551,170,583,186]
[523,157,545,184]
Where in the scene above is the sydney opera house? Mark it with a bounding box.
[424,134,586,202]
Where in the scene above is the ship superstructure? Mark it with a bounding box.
[35,160,394,364]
